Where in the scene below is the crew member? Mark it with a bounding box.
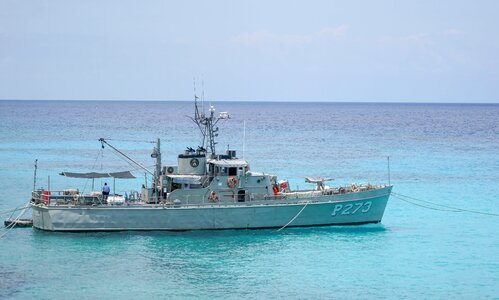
[102,182,110,201]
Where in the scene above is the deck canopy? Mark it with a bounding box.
[167,174,203,184]
[207,159,248,167]
[59,171,136,179]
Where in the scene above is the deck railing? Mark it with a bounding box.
[32,190,102,206]
[31,184,387,208]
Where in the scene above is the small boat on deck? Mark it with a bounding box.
[4,218,33,228]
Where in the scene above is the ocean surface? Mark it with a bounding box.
[0,100,498,299]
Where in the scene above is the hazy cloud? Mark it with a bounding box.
[442,28,465,36]
[232,25,349,47]
[317,25,349,38]
[375,30,476,71]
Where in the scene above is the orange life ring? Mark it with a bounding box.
[227,177,237,188]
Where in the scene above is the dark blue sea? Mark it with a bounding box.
[1,100,498,299]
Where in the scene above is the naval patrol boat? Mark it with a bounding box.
[30,98,392,231]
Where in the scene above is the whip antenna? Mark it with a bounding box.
[387,156,391,185]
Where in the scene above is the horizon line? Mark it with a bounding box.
[0,98,498,104]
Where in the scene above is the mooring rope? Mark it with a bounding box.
[0,204,32,216]
[391,194,462,212]
[277,201,309,232]
[392,192,499,217]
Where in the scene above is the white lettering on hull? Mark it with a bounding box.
[331,201,372,217]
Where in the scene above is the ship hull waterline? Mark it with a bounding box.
[32,187,391,232]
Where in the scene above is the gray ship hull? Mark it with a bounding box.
[32,186,391,231]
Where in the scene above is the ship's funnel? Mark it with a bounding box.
[178,151,206,175]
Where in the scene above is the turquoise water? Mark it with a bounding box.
[1,101,498,299]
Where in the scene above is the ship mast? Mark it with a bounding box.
[190,95,229,158]
[151,138,161,188]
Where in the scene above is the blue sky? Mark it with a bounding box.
[1,0,498,102]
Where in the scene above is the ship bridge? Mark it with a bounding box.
[207,158,249,177]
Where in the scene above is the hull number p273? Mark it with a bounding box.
[331,201,372,217]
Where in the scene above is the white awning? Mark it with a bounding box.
[60,171,136,179]
[167,175,203,184]
[207,159,248,167]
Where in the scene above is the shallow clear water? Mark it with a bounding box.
[1,100,498,299]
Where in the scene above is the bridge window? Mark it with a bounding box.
[228,167,237,176]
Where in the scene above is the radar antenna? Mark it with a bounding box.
[189,94,229,157]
